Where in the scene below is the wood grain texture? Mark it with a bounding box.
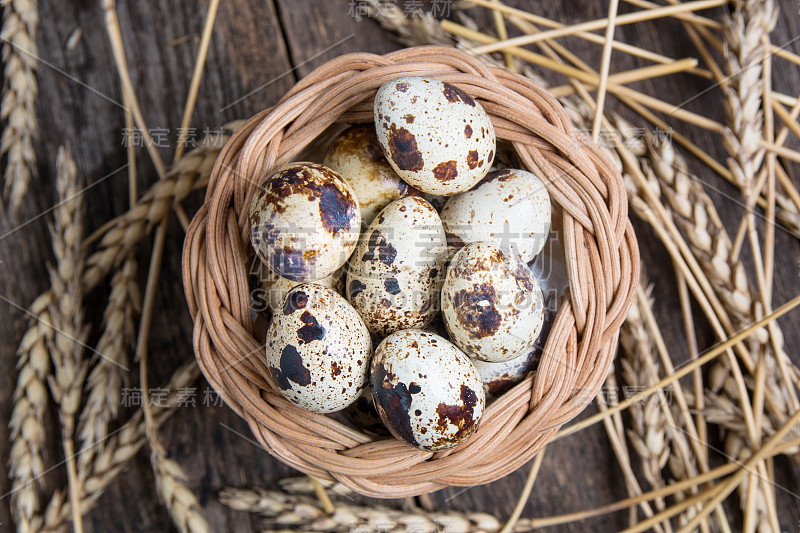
[1,0,799,531]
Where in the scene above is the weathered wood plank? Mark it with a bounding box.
[2,0,800,531]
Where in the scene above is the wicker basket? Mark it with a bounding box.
[182,46,639,498]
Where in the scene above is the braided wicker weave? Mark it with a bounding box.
[182,46,639,498]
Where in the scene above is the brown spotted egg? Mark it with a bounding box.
[249,163,361,282]
[374,76,495,196]
[370,330,485,451]
[323,124,423,226]
[257,262,344,312]
[265,284,371,413]
[442,242,544,363]
[471,349,540,401]
[346,196,448,337]
[336,384,390,436]
[441,168,551,263]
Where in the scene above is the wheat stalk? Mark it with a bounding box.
[37,360,200,533]
[5,131,226,530]
[637,133,795,532]
[76,255,139,474]
[0,0,38,214]
[643,135,799,423]
[82,125,237,289]
[220,487,501,533]
[9,292,52,533]
[4,125,228,532]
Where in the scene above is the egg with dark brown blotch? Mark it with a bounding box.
[374,76,495,196]
[323,125,424,226]
[256,261,344,312]
[442,242,544,363]
[370,330,485,451]
[441,168,551,263]
[265,284,371,413]
[346,196,448,337]
[471,349,541,401]
[336,384,390,436]
[249,162,361,282]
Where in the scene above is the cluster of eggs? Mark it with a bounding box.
[249,77,554,452]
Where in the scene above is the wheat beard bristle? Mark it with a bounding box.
[0,0,39,215]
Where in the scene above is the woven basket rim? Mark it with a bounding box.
[182,45,640,498]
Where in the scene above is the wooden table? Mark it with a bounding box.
[2,1,799,531]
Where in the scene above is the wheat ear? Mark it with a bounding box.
[6,126,227,531]
[82,124,237,290]
[45,145,90,533]
[38,360,200,533]
[721,0,777,190]
[641,134,794,532]
[620,285,671,496]
[644,136,799,422]
[76,255,139,474]
[9,292,52,533]
[0,0,38,214]
[220,487,501,533]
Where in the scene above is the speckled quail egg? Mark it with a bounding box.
[442,242,544,363]
[336,384,390,436]
[441,168,551,262]
[256,262,344,312]
[370,330,485,451]
[323,124,423,226]
[250,162,361,282]
[471,349,541,401]
[265,284,371,413]
[374,76,495,196]
[346,196,448,337]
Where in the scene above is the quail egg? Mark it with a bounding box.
[323,124,423,225]
[346,196,448,337]
[265,284,371,413]
[442,242,544,363]
[374,76,495,196]
[471,349,541,401]
[441,168,551,262]
[336,384,390,436]
[250,162,361,281]
[370,330,485,451]
[256,261,344,312]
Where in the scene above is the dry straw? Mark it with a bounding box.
[0,0,38,214]
[643,135,799,436]
[183,45,639,497]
